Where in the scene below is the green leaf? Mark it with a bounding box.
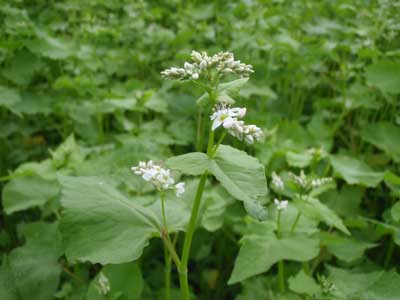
[25,31,75,60]
[286,150,313,168]
[294,196,350,235]
[365,60,400,94]
[330,154,384,187]
[328,266,400,300]
[384,171,400,198]
[320,232,376,262]
[288,270,322,296]
[0,86,21,112]
[2,176,60,214]
[59,176,160,264]
[211,145,268,205]
[228,221,319,284]
[322,185,364,218]
[1,49,42,85]
[361,122,400,162]
[86,263,143,300]
[391,202,400,222]
[166,152,209,175]
[0,222,62,300]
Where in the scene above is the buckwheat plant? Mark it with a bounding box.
[269,170,334,292]
[131,50,265,300]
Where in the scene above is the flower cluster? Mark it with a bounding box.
[161,50,254,81]
[271,172,284,190]
[131,161,185,197]
[274,199,288,211]
[289,170,333,192]
[210,104,263,144]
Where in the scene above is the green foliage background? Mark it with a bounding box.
[1,0,400,299]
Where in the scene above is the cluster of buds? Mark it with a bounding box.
[131,161,185,197]
[271,172,284,190]
[289,170,333,192]
[161,50,254,81]
[274,198,288,211]
[210,104,263,144]
[319,276,336,294]
[96,272,110,295]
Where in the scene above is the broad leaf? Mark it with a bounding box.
[86,263,143,300]
[294,196,350,235]
[328,266,400,300]
[59,176,160,264]
[330,154,384,187]
[288,270,321,296]
[320,232,376,262]
[228,221,319,284]
[0,86,21,112]
[365,60,400,94]
[211,145,268,205]
[0,222,62,300]
[2,176,60,214]
[361,122,400,162]
[166,152,209,175]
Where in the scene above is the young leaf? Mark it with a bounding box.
[59,176,160,264]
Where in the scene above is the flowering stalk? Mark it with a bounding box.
[160,50,258,300]
[275,198,287,293]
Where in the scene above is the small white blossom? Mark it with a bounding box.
[289,170,333,192]
[274,199,288,211]
[210,104,263,144]
[161,50,253,81]
[175,182,185,197]
[271,172,284,190]
[131,161,185,197]
[96,272,110,295]
[311,177,333,188]
[210,104,246,131]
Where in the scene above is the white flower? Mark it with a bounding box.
[210,104,246,131]
[274,199,288,211]
[131,161,184,196]
[271,172,284,190]
[175,182,185,197]
[161,50,253,81]
[96,272,110,295]
[210,104,263,144]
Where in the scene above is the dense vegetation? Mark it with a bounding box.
[1,1,400,299]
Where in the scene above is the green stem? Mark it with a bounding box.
[164,243,171,300]
[179,173,208,300]
[276,210,285,293]
[161,193,171,300]
[278,261,285,293]
[384,237,395,268]
[290,212,301,235]
[179,125,215,300]
[211,132,226,157]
